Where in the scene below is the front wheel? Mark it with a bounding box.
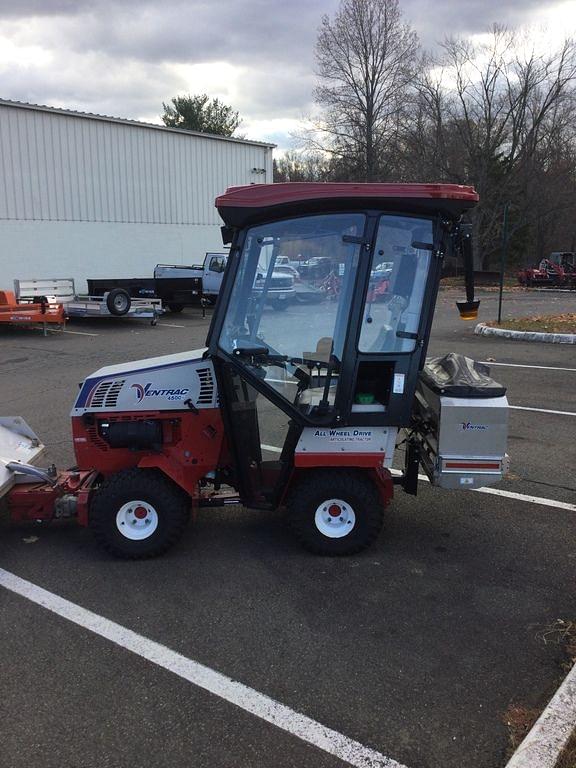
[90,469,190,558]
[287,469,385,555]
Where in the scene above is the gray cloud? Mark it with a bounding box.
[0,0,568,150]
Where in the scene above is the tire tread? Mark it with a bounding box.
[90,468,189,559]
[287,469,384,556]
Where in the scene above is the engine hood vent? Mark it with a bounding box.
[90,379,125,409]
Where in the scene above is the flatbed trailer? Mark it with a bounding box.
[86,253,228,313]
[15,279,161,324]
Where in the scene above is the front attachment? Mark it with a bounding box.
[0,417,46,499]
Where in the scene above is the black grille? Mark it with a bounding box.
[196,367,215,405]
[90,379,125,409]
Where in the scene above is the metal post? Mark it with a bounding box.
[497,202,509,325]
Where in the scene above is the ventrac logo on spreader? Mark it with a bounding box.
[131,383,189,402]
[460,422,487,431]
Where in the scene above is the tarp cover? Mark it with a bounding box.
[420,353,507,398]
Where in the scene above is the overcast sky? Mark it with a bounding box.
[0,0,575,151]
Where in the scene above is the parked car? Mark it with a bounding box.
[253,265,296,310]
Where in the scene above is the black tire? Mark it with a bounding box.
[106,288,131,316]
[90,469,190,558]
[287,469,384,556]
[167,303,184,313]
[271,299,289,311]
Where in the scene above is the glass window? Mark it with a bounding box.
[209,256,226,272]
[359,216,433,354]
[219,213,365,411]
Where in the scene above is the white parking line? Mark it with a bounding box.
[473,486,576,511]
[158,323,186,328]
[55,329,99,337]
[510,405,576,417]
[263,445,576,511]
[504,659,576,768]
[387,469,576,512]
[480,362,576,373]
[0,568,406,768]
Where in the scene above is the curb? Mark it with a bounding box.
[474,323,576,344]
[526,287,576,293]
[504,657,576,768]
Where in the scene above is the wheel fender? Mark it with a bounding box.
[137,455,198,499]
[281,465,394,507]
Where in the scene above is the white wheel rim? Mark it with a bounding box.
[116,500,159,540]
[314,498,356,539]
[114,295,128,311]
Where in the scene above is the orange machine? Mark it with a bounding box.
[0,290,66,334]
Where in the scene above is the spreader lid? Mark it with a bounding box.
[420,354,507,399]
[216,182,479,228]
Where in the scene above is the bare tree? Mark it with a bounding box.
[408,27,576,267]
[273,150,331,182]
[311,0,419,181]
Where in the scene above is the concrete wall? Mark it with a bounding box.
[1,220,223,293]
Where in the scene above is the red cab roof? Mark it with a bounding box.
[216,182,478,228]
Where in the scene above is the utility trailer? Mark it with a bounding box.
[0,290,66,335]
[15,278,161,324]
[86,252,230,313]
[2,183,509,559]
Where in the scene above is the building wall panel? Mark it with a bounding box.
[0,104,273,226]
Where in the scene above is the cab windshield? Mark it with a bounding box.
[219,213,365,410]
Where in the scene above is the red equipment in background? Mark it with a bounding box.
[518,253,576,288]
[0,290,66,333]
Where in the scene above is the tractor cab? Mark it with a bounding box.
[206,183,505,516]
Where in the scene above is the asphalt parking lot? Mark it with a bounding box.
[1,288,575,768]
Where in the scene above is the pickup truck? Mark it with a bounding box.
[86,252,228,313]
[87,252,297,314]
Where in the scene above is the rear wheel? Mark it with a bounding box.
[90,469,190,558]
[287,469,384,555]
[167,303,184,313]
[106,288,131,316]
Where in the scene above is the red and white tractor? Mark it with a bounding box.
[1,183,509,558]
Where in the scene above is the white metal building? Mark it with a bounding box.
[0,100,274,291]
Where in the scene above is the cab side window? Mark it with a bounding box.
[359,216,433,354]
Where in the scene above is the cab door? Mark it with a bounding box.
[210,212,367,506]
